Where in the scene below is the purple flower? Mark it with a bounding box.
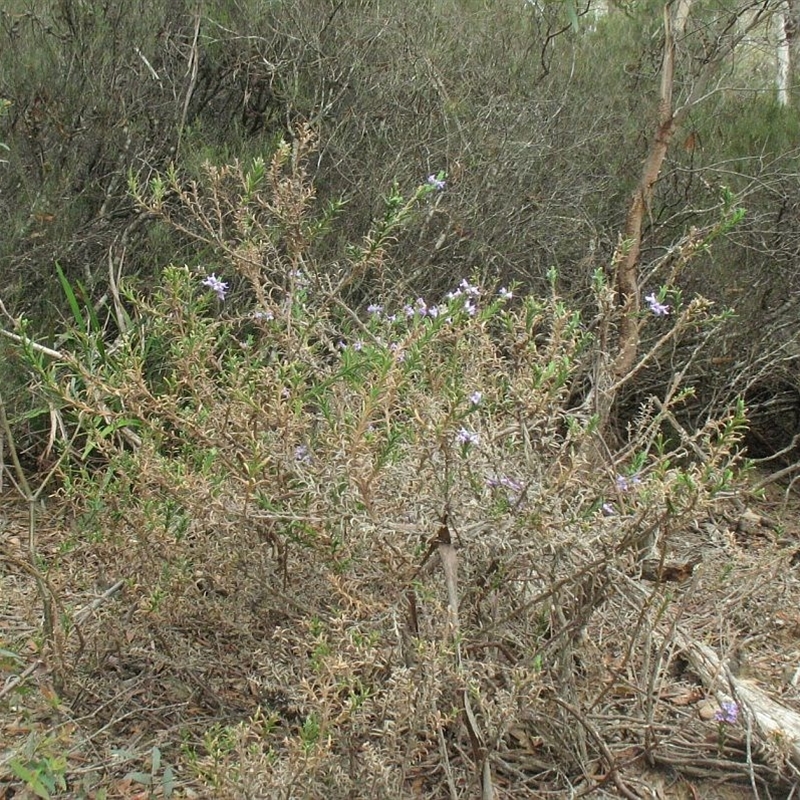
[498,287,513,301]
[367,303,384,316]
[464,300,477,316]
[295,445,311,463]
[201,273,228,301]
[426,174,446,191]
[469,391,483,406]
[459,279,480,298]
[615,474,642,492]
[645,293,670,316]
[601,502,616,516]
[487,475,523,492]
[714,701,739,725]
[252,309,274,321]
[456,427,480,447]
[290,269,309,286]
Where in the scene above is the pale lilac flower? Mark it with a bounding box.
[456,428,480,447]
[616,474,642,492]
[464,300,477,316]
[459,279,480,298]
[602,503,616,516]
[201,273,228,301]
[403,304,415,318]
[502,476,523,492]
[295,445,311,463]
[352,340,364,352]
[645,293,670,316]
[252,309,274,321]
[290,269,309,286]
[389,342,406,361]
[446,288,462,300]
[469,391,483,406]
[714,701,739,725]
[426,174,446,191]
[415,297,428,316]
[487,475,523,492]
[367,303,384,316]
[498,287,513,301]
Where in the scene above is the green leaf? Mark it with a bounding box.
[0,647,24,662]
[8,760,52,799]
[55,262,86,332]
[82,419,141,459]
[161,764,176,798]
[566,0,579,33]
[150,745,161,773]
[125,770,153,786]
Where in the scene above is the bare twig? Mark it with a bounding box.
[74,580,126,625]
[0,659,43,700]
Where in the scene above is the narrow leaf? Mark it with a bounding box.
[55,262,86,332]
[124,771,153,786]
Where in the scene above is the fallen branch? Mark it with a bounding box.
[678,633,800,771]
[74,579,126,624]
[622,573,800,775]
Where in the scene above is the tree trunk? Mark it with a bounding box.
[777,1,791,105]
[613,0,693,381]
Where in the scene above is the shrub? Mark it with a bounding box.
[7,127,748,797]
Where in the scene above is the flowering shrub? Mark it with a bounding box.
[7,128,750,797]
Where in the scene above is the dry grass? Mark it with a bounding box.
[3,480,800,799]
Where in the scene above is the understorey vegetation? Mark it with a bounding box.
[3,1,800,798]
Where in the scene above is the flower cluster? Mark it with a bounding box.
[295,444,311,463]
[201,273,228,301]
[615,473,642,492]
[426,174,446,191]
[446,278,481,301]
[486,475,522,492]
[714,701,739,725]
[456,428,480,447]
[362,279,510,331]
[403,297,446,319]
[498,287,513,301]
[645,292,670,316]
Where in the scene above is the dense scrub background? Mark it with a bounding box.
[2,0,800,453]
[3,1,800,798]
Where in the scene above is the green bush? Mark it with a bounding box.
[4,128,749,797]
